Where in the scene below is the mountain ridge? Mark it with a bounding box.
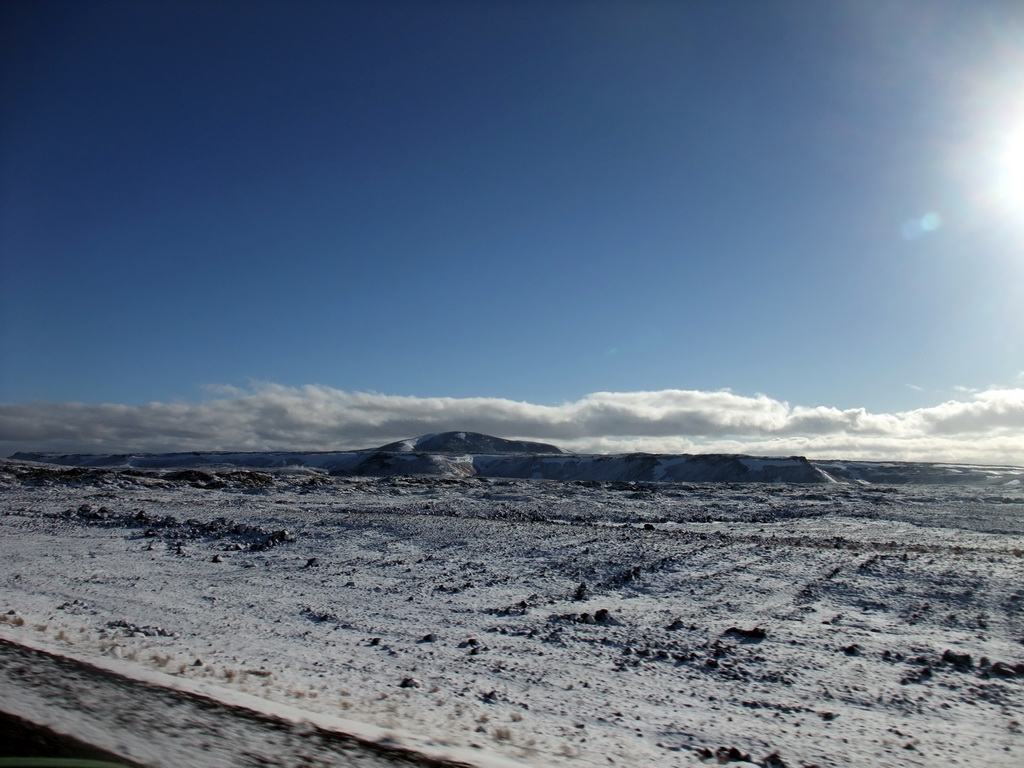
[375,431,567,455]
[9,430,1024,485]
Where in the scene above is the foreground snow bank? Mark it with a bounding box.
[0,636,528,768]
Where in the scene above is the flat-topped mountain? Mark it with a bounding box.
[9,432,1024,485]
[375,431,567,455]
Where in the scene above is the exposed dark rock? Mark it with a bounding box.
[941,649,973,669]
[166,470,225,488]
[724,626,767,641]
[991,661,1019,678]
[695,745,753,763]
[301,607,342,624]
[107,620,174,638]
[900,666,933,684]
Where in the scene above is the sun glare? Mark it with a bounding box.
[996,122,1024,212]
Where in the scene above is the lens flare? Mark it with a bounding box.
[901,211,942,240]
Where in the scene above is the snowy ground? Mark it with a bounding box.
[2,459,1023,767]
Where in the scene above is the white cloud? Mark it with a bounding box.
[1,383,1023,465]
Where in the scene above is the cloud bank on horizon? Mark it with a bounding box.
[2,383,1023,465]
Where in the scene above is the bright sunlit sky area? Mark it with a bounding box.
[3,0,1024,462]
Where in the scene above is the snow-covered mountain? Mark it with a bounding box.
[8,443,829,485]
[375,431,566,455]
[10,432,1024,485]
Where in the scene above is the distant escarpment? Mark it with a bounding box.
[10,431,828,483]
[10,432,1024,485]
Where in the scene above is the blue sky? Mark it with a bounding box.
[3,0,1024,460]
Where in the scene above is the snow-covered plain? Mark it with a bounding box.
[2,455,1024,767]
